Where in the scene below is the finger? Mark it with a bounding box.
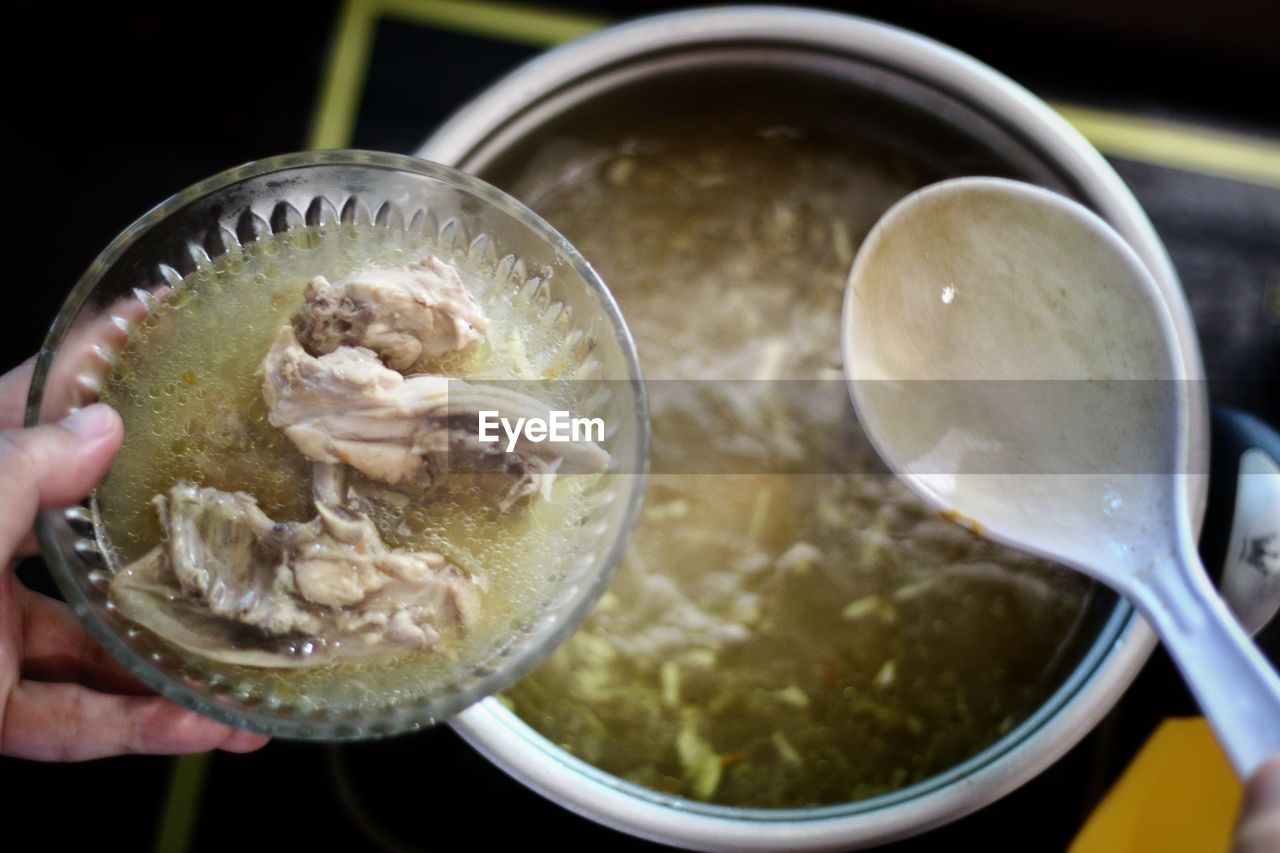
[2,358,111,563]
[1243,756,1280,810]
[12,530,38,560]
[1237,756,1280,853]
[17,585,151,695]
[0,357,35,431]
[1237,809,1280,853]
[1,681,269,761]
[0,404,122,557]
[219,729,272,753]
[37,288,169,420]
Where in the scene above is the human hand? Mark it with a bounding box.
[1235,756,1280,853]
[0,358,269,760]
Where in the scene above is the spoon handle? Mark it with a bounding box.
[1139,536,1280,777]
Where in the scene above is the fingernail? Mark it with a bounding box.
[59,403,116,440]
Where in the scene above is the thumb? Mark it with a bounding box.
[0,404,123,559]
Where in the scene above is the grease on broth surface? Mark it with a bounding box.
[499,113,1097,806]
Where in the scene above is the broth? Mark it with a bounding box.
[96,225,600,708]
[499,113,1097,806]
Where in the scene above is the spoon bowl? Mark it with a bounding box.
[843,176,1280,775]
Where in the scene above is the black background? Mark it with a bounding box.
[5,3,1279,851]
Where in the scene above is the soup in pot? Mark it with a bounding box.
[496,111,1098,807]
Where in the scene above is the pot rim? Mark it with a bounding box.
[418,6,1208,849]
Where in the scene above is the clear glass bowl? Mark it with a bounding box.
[26,150,649,739]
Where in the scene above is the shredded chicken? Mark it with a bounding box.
[293,256,489,370]
[262,325,610,505]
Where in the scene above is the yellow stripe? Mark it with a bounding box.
[153,753,211,853]
[1052,103,1280,188]
[308,0,380,149]
[307,0,603,149]
[379,0,606,47]
[307,0,1280,188]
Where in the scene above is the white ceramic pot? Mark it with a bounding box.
[418,8,1209,849]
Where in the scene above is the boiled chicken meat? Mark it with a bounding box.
[262,325,610,504]
[109,472,479,667]
[293,256,488,370]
